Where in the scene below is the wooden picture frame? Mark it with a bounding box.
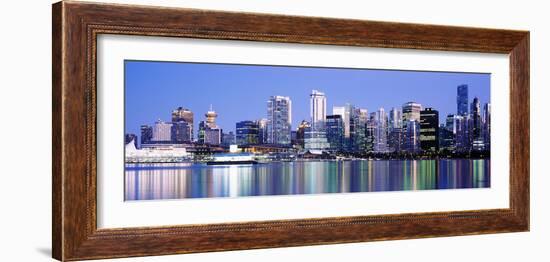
[52,1,529,261]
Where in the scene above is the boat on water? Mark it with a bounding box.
[207,153,258,165]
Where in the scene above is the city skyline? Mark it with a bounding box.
[125,60,490,141]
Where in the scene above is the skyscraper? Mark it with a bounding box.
[483,103,491,150]
[267,96,292,145]
[470,97,482,140]
[365,112,376,153]
[454,115,469,152]
[332,104,352,139]
[198,106,222,145]
[420,107,439,152]
[140,125,153,145]
[171,107,193,140]
[152,120,172,142]
[373,108,388,153]
[402,102,421,153]
[457,84,469,116]
[439,114,456,152]
[295,120,310,149]
[236,120,260,145]
[402,102,422,124]
[403,119,421,153]
[171,121,192,143]
[388,107,403,152]
[305,90,330,150]
[325,115,344,151]
[350,108,368,152]
[310,90,326,130]
[257,118,268,144]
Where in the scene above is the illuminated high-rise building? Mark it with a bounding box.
[457,84,469,116]
[388,107,403,152]
[305,90,330,150]
[420,107,439,152]
[198,106,222,145]
[267,96,292,145]
[470,97,482,141]
[257,118,268,144]
[483,103,491,150]
[332,104,352,139]
[373,108,388,153]
[350,107,368,152]
[236,120,260,145]
[403,119,421,153]
[310,90,326,130]
[171,107,193,140]
[402,102,422,125]
[326,115,344,151]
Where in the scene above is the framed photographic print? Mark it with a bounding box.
[52,1,529,261]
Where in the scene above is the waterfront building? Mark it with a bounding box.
[125,133,138,148]
[454,115,470,152]
[472,137,486,151]
[350,108,368,152]
[439,114,456,152]
[257,118,268,144]
[198,106,222,145]
[402,102,422,124]
[222,131,235,146]
[152,119,172,142]
[304,127,330,150]
[389,107,402,130]
[420,107,439,152]
[291,131,298,146]
[140,125,153,145]
[457,84,469,116]
[310,90,326,130]
[403,119,421,153]
[373,108,389,153]
[483,103,491,150]
[305,90,330,150]
[171,121,192,143]
[470,97,482,143]
[332,104,352,139]
[325,115,344,151]
[204,128,222,145]
[236,120,260,145]
[365,113,376,153]
[295,120,310,149]
[267,95,292,145]
[402,102,422,153]
[171,107,193,140]
[388,107,403,152]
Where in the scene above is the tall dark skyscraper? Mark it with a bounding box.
[236,120,260,145]
[470,97,482,140]
[457,84,469,116]
[140,125,153,145]
[326,115,344,151]
[420,108,439,152]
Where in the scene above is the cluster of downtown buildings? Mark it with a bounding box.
[126,84,490,158]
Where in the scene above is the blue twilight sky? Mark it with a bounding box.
[124,60,490,139]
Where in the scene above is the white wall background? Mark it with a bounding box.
[0,0,546,261]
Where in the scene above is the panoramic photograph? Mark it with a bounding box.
[124,60,491,201]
